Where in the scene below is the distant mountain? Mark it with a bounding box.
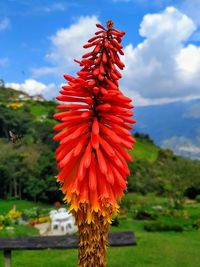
[134,99,200,159]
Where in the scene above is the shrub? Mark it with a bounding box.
[120,197,132,212]
[193,219,200,230]
[134,210,158,221]
[3,216,13,227]
[36,216,50,224]
[7,209,21,220]
[144,221,184,232]
[0,215,4,226]
[23,207,51,220]
[164,209,189,219]
[195,195,200,203]
[0,215,13,229]
[111,216,120,227]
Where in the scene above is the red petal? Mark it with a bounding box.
[96,148,107,175]
[89,155,97,191]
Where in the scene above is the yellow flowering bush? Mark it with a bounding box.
[9,102,23,109]
[37,216,50,224]
[0,215,4,231]
[8,209,22,219]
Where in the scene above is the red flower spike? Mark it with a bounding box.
[54,20,136,267]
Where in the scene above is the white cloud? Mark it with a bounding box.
[176,45,200,75]
[121,6,200,106]
[32,15,100,77]
[0,17,10,31]
[6,79,55,96]
[32,7,200,106]
[162,136,200,159]
[139,6,195,41]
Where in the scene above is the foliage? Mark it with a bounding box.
[195,195,200,203]
[22,207,51,220]
[144,221,184,232]
[134,209,158,220]
[193,219,200,230]
[111,216,120,227]
[163,209,189,219]
[8,209,22,219]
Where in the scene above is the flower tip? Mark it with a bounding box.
[106,20,114,30]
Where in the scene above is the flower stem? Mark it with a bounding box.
[75,205,111,267]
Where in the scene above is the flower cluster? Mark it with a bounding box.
[54,22,135,220]
[54,20,136,267]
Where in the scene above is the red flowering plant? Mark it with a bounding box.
[54,20,136,267]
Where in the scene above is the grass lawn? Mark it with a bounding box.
[0,224,38,238]
[0,199,51,215]
[0,195,200,267]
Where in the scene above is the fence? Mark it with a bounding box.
[0,231,136,267]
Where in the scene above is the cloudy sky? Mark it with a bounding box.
[1,0,200,106]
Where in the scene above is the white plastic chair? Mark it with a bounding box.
[49,210,59,231]
[60,217,78,234]
[49,210,58,218]
[58,208,67,213]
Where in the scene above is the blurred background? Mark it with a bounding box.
[0,1,200,267]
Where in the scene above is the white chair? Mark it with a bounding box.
[49,210,58,218]
[58,208,67,213]
[60,216,78,235]
[49,210,59,231]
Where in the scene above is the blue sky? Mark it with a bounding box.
[1,0,200,105]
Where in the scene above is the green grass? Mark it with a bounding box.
[0,196,200,267]
[0,224,38,238]
[28,101,56,117]
[29,103,49,116]
[0,199,51,215]
[130,138,159,162]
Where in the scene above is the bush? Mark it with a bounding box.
[3,216,13,227]
[144,221,184,232]
[0,215,13,229]
[164,209,189,219]
[134,210,158,221]
[193,219,200,230]
[8,209,21,220]
[195,195,200,203]
[23,207,51,220]
[120,197,132,212]
[111,216,120,227]
[36,216,50,224]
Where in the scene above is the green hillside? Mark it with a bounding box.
[131,137,159,163]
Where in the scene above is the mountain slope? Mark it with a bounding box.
[134,99,200,159]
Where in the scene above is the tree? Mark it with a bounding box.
[0,79,5,87]
[0,151,31,199]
